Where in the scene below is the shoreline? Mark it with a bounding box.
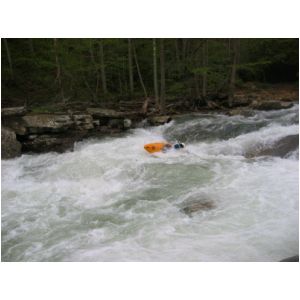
[2,83,299,159]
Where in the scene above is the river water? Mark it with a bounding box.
[1,105,299,261]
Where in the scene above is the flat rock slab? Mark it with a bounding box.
[22,114,73,133]
[87,108,126,118]
[2,106,27,117]
[251,101,294,110]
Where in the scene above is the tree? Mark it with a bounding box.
[89,39,100,102]
[160,39,166,113]
[128,38,134,95]
[3,38,13,79]
[53,38,65,102]
[99,39,107,94]
[132,40,148,98]
[153,38,159,109]
[228,38,239,107]
[202,38,208,99]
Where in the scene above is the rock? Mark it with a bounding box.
[148,115,172,126]
[182,200,216,216]
[251,100,293,110]
[2,116,28,135]
[1,127,22,159]
[280,255,299,262]
[22,132,86,153]
[72,114,94,130]
[231,96,253,107]
[245,135,299,158]
[87,108,125,119]
[93,120,100,127]
[207,100,221,109]
[1,106,27,117]
[22,114,73,133]
[108,118,124,129]
[227,108,255,117]
[124,118,132,129]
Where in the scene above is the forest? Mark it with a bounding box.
[1,38,299,112]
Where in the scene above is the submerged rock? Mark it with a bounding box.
[182,200,216,216]
[280,255,299,262]
[245,135,299,158]
[1,127,22,159]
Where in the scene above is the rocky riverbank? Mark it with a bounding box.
[1,83,298,159]
[1,107,173,159]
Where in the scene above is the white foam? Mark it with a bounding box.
[1,105,298,261]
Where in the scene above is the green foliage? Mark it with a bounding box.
[1,38,298,107]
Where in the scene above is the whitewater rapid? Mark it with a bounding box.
[1,105,299,261]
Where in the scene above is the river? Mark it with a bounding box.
[1,105,299,261]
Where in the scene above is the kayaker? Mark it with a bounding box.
[162,142,185,152]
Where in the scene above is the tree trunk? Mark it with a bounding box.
[160,39,166,113]
[153,38,159,109]
[228,38,239,107]
[53,38,65,102]
[132,40,148,98]
[99,39,107,94]
[175,38,181,74]
[89,39,100,102]
[194,74,201,99]
[202,38,208,99]
[128,38,134,95]
[3,38,14,79]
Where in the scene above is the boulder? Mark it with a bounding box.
[108,118,124,129]
[87,108,125,119]
[22,114,74,133]
[280,255,299,262]
[2,106,27,117]
[251,100,293,111]
[245,135,299,158]
[227,108,255,117]
[1,127,22,159]
[148,115,172,126]
[2,116,28,135]
[72,114,94,130]
[124,118,132,129]
[182,200,215,216]
[22,132,86,153]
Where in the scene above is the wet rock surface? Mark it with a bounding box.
[148,115,172,126]
[1,107,143,157]
[251,100,293,111]
[1,127,22,159]
[182,200,216,216]
[245,135,299,158]
[280,255,299,262]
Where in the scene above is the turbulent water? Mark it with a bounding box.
[2,105,299,261]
